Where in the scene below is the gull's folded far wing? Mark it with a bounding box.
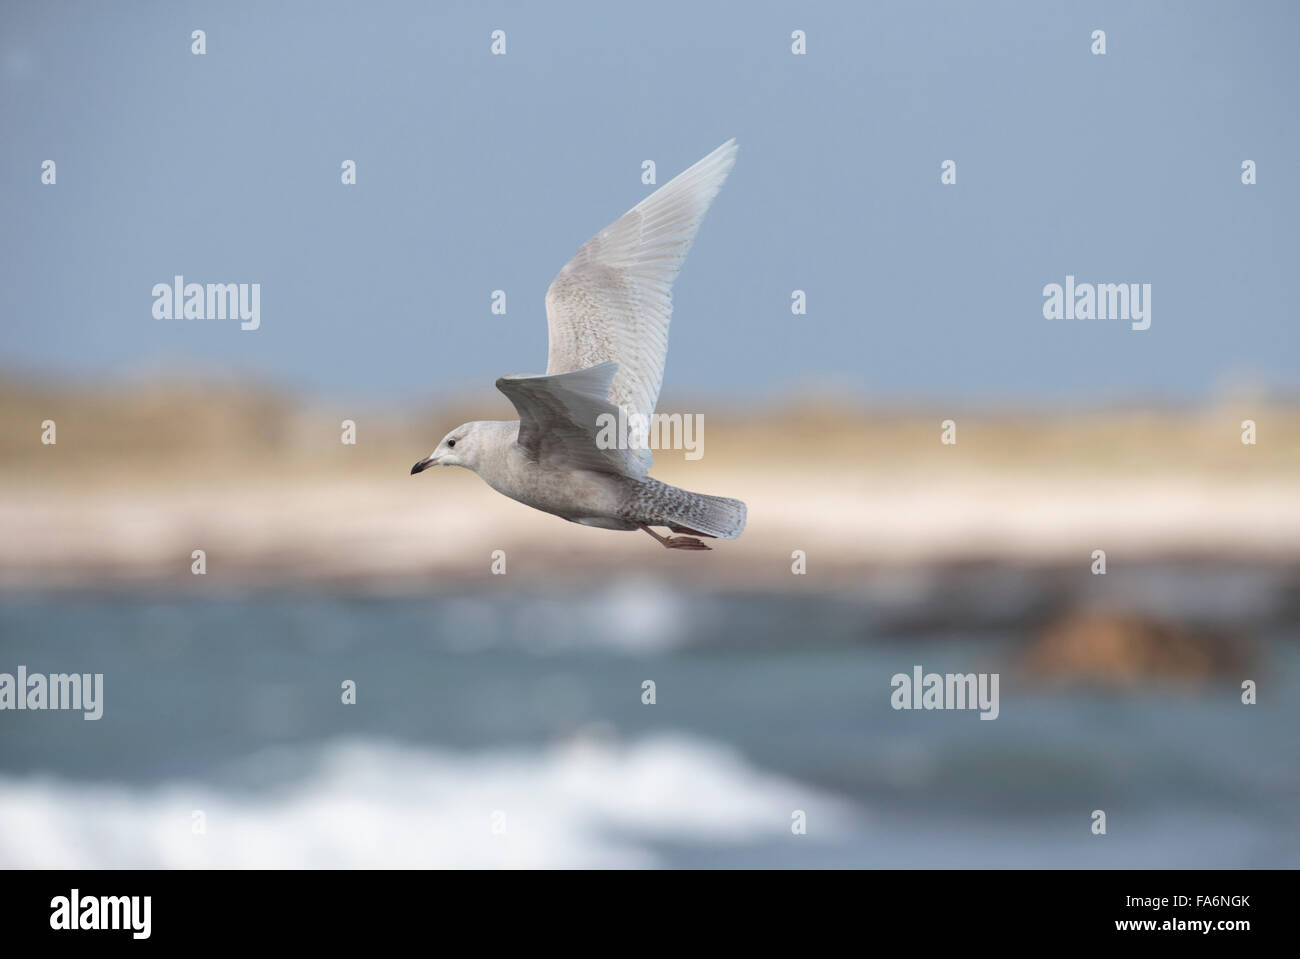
[496,362,650,476]
[544,139,737,422]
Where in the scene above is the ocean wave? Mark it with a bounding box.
[0,731,857,868]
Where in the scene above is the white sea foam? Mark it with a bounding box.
[0,732,856,868]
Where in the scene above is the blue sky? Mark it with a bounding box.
[2,0,1296,404]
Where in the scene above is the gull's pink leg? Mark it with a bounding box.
[638,524,712,551]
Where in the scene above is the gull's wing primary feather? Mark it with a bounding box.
[496,362,647,476]
[544,139,737,422]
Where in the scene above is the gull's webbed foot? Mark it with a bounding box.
[664,535,712,551]
[638,524,712,551]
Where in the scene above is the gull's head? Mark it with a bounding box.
[410,422,486,474]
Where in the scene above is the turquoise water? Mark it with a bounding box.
[1,589,1296,867]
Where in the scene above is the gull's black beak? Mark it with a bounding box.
[410,456,434,475]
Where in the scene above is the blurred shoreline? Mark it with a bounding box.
[2,374,1299,592]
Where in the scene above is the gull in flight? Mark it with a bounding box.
[411,140,746,551]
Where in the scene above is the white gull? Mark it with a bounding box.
[411,140,746,551]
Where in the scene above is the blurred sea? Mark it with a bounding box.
[1,582,1297,868]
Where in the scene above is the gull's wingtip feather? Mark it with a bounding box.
[703,138,738,174]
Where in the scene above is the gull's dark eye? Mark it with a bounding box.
[447,439,456,448]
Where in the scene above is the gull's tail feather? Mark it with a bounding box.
[666,491,747,540]
[623,478,746,540]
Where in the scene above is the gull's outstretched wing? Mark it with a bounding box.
[544,139,737,422]
[496,362,647,476]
